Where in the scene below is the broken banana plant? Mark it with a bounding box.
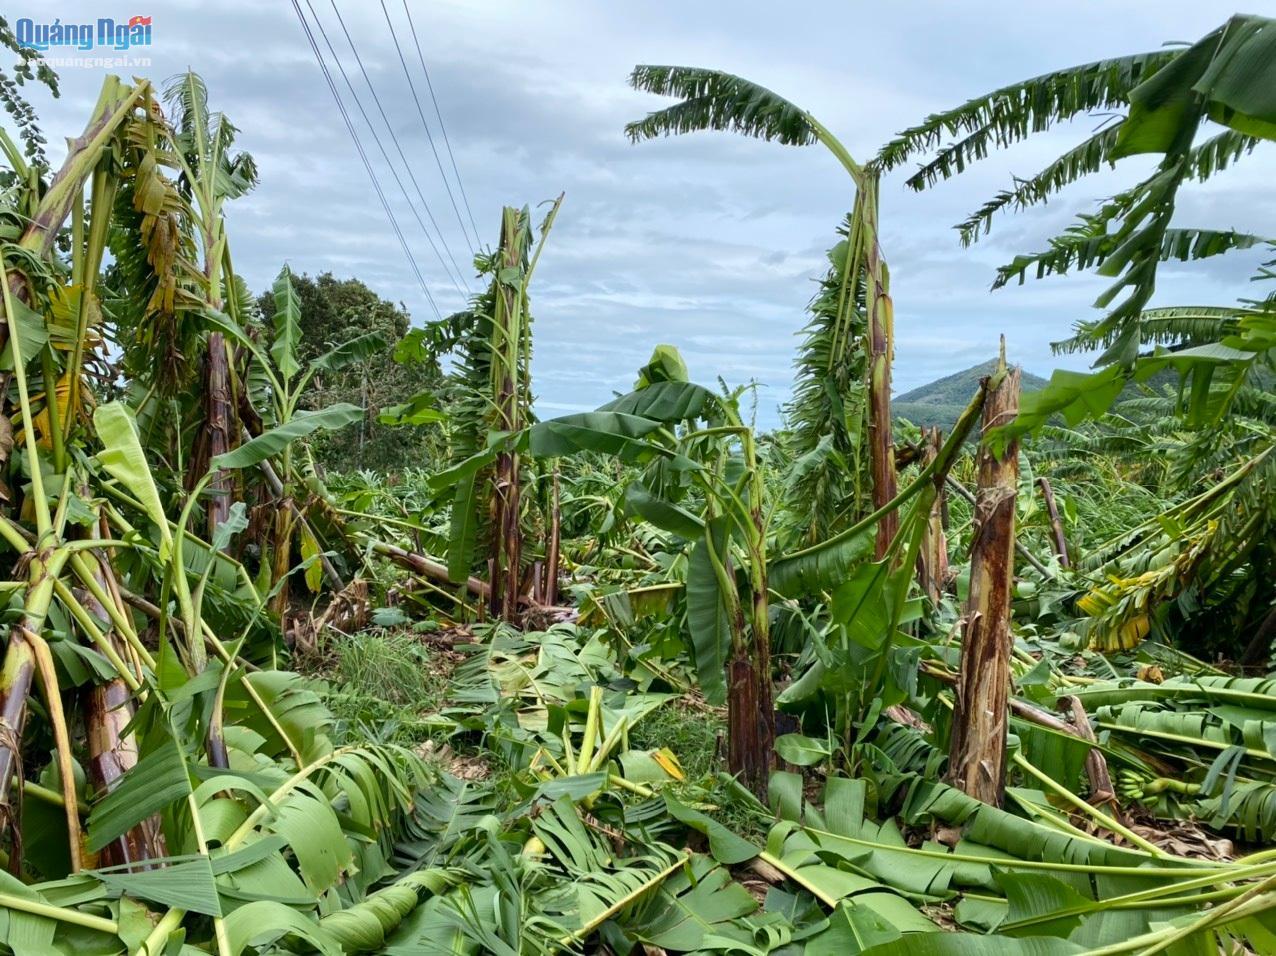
[948,347,1021,806]
[625,65,898,556]
[0,75,153,845]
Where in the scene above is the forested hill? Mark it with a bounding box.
[894,359,1049,431]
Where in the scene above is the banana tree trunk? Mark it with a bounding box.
[372,542,489,601]
[83,565,167,867]
[489,449,522,621]
[0,630,35,849]
[85,677,166,867]
[726,429,774,797]
[199,335,234,768]
[727,651,769,794]
[83,521,169,859]
[269,507,294,617]
[1241,604,1276,669]
[1036,477,1070,569]
[1065,695,1116,807]
[204,332,234,541]
[916,427,949,603]
[544,468,561,606]
[947,476,1054,581]
[725,572,772,797]
[729,554,774,796]
[489,208,525,622]
[0,550,68,843]
[948,356,1020,806]
[863,176,898,559]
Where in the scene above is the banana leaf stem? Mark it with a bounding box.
[28,631,83,870]
[757,850,838,908]
[0,891,117,934]
[50,576,140,689]
[0,258,52,535]
[1012,752,1166,857]
[794,821,1215,876]
[142,749,353,955]
[67,553,157,672]
[1086,877,1276,955]
[558,851,688,945]
[1097,722,1275,763]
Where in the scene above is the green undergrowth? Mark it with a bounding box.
[306,624,453,745]
[627,698,723,780]
[290,613,1276,953]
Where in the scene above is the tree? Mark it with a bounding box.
[257,271,444,473]
[0,15,60,175]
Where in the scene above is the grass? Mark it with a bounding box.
[624,696,774,841]
[311,626,452,745]
[628,698,723,780]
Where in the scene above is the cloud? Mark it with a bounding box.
[13,0,1268,430]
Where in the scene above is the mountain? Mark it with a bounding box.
[893,359,1049,432]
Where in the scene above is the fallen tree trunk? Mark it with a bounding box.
[1065,695,1117,806]
[372,542,491,601]
[948,350,1020,807]
[1037,477,1071,569]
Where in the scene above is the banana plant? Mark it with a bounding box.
[615,355,778,794]
[948,353,1021,806]
[625,66,899,557]
[429,197,562,620]
[167,73,257,550]
[0,74,156,847]
[106,72,259,520]
[205,264,384,605]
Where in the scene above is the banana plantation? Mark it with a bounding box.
[2,11,1276,956]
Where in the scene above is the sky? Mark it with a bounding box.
[12,1,1276,428]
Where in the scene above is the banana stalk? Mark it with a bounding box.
[948,346,1021,806]
[916,426,950,604]
[488,207,526,621]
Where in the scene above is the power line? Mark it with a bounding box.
[401,0,485,249]
[302,0,468,298]
[379,0,477,257]
[323,0,473,293]
[289,0,442,321]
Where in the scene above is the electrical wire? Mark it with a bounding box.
[379,0,477,256]
[401,0,485,249]
[302,0,468,298]
[289,0,442,320]
[324,0,473,292]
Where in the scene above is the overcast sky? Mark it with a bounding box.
[15,1,1276,427]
